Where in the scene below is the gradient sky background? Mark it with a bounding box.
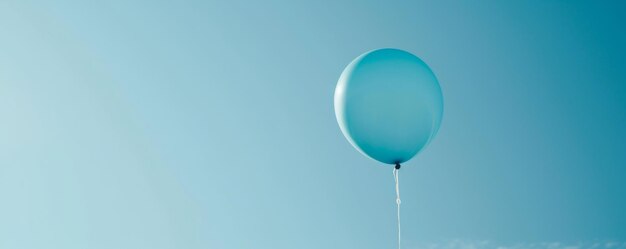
[1,1,625,249]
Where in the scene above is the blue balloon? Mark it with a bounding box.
[334,48,443,165]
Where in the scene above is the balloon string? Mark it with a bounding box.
[393,167,401,249]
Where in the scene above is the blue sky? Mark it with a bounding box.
[1,1,625,248]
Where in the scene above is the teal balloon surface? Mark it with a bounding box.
[334,48,443,165]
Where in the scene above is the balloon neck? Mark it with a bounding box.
[395,163,401,170]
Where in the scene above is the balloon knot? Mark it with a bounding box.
[395,163,401,170]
